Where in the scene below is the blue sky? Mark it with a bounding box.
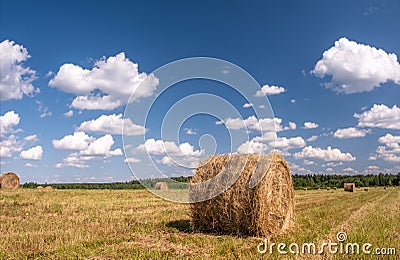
[1,0,400,183]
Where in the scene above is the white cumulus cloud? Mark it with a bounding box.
[49,52,159,110]
[0,40,38,101]
[333,127,370,139]
[0,111,20,135]
[355,104,400,130]
[20,145,43,160]
[375,133,400,162]
[217,116,295,132]
[255,84,286,97]
[52,132,95,150]
[312,37,400,94]
[53,133,122,168]
[76,114,146,136]
[137,138,203,157]
[303,122,319,129]
[294,146,356,162]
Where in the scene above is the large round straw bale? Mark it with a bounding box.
[0,172,20,189]
[154,182,168,190]
[189,152,294,237]
[344,182,355,192]
[37,186,44,190]
[44,186,53,190]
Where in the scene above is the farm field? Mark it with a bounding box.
[1,187,399,259]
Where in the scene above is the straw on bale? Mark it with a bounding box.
[344,183,355,192]
[0,172,20,189]
[154,182,168,190]
[189,152,294,237]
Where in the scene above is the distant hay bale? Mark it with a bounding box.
[44,186,53,190]
[189,152,294,237]
[326,187,330,190]
[333,187,337,190]
[344,183,355,192]
[37,186,44,190]
[0,172,20,190]
[154,182,168,190]
[364,188,369,191]
[303,188,308,191]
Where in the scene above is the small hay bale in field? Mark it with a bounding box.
[0,172,20,189]
[384,186,387,190]
[154,182,168,190]
[44,186,53,190]
[326,187,330,191]
[303,188,308,191]
[364,188,369,191]
[333,187,337,190]
[189,152,294,237]
[344,183,355,192]
[37,186,43,190]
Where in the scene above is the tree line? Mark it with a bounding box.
[22,173,400,190]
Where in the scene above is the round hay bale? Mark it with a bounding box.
[344,182,355,192]
[0,172,20,189]
[44,186,53,190]
[37,186,44,190]
[326,187,330,190]
[303,188,308,191]
[333,187,337,190]
[189,152,294,237]
[364,188,369,191]
[154,182,168,190]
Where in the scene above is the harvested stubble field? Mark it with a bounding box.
[0,187,399,259]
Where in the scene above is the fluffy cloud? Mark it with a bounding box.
[294,146,356,162]
[124,157,141,163]
[20,145,43,160]
[312,37,400,94]
[52,132,95,150]
[237,140,266,154]
[333,127,370,139]
[0,135,22,158]
[355,104,400,130]
[303,122,319,129]
[53,132,122,168]
[64,110,74,118]
[243,103,253,108]
[137,138,203,157]
[0,40,38,101]
[0,111,20,135]
[273,136,306,151]
[238,136,305,155]
[307,135,318,142]
[255,84,286,97]
[24,134,39,142]
[136,138,204,167]
[375,133,400,162]
[49,52,159,110]
[76,114,146,136]
[217,116,295,132]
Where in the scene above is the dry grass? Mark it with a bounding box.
[0,187,399,259]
